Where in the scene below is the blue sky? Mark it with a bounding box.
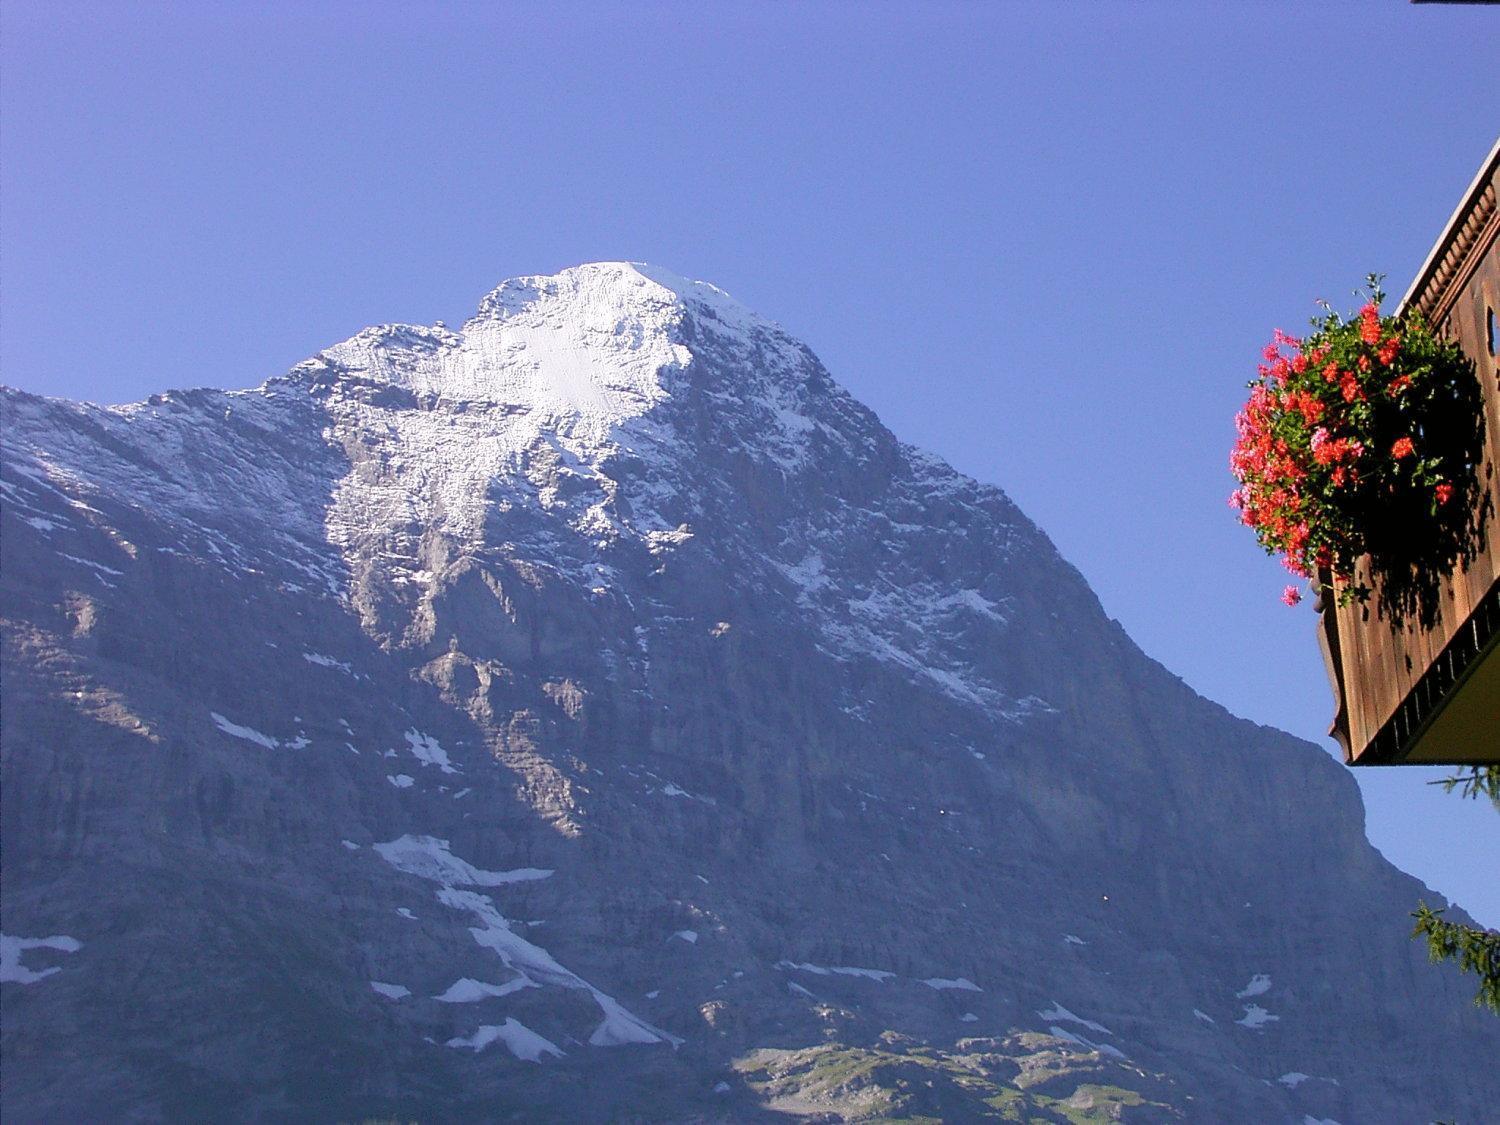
[3,1,1496,925]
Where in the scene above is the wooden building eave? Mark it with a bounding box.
[1399,136,1500,321]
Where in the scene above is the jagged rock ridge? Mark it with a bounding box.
[2,263,1494,1122]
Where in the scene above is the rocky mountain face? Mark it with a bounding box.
[2,263,1494,1123]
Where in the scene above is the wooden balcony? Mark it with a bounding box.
[1319,139,1500,766]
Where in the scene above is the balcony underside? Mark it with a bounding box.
[1348,578,1499,765]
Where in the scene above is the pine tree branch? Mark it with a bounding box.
[1425,764,1500,809]
[1411,903,1500,1014]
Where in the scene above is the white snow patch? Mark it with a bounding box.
[396,908,417,920]
[713,1081,731,1094]
[922,977,981,992]
[58,553,121,584]
[1037,1002,1111,1035]
[1236,973,1271,998]
[370,981,410,999]
[25,516,62,532]
[775,551,832,598]
[60,553,123,576]
[341,840,360,851]
[1064,934,1086,945]
[210,712,278,749]
[374,836,552,887]
[446,1018,563,1062]
[659,782,715,804]
[0,933,82,984]
[959,1012,979,1022]
[1049,1025,1127,1060]
[302,652,353,674]
[434,976,537,1003]
[1302,1118,1341,1125]
[776,960,894,982]
[1193,1008,1215,1024]
[1279,1072,1310,1088]
[670,930,698,944]
[375,835,677,1048]
[1236,1004,1279,1029]
[590,991,676,1046]
[387,774,415,788]
[405,729,459,774]
[452,788,473,800]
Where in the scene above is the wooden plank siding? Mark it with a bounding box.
[1320,140,1500,765]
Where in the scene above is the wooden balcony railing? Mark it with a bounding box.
[1319,139,1500,765]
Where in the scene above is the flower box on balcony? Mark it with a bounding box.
[1317,141,1500,765]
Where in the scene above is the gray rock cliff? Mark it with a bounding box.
[2,263,1494,1121]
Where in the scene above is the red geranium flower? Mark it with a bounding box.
[1231,275,1483,613]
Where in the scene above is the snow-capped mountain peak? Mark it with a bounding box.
[304,262,790,421]
[3,266,1495,1121]
[3,265,1044,703]
[473,261,766,339]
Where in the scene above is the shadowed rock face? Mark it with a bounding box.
[1,263,1494,1122]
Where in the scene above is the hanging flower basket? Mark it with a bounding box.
[1230,275,1486,624]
